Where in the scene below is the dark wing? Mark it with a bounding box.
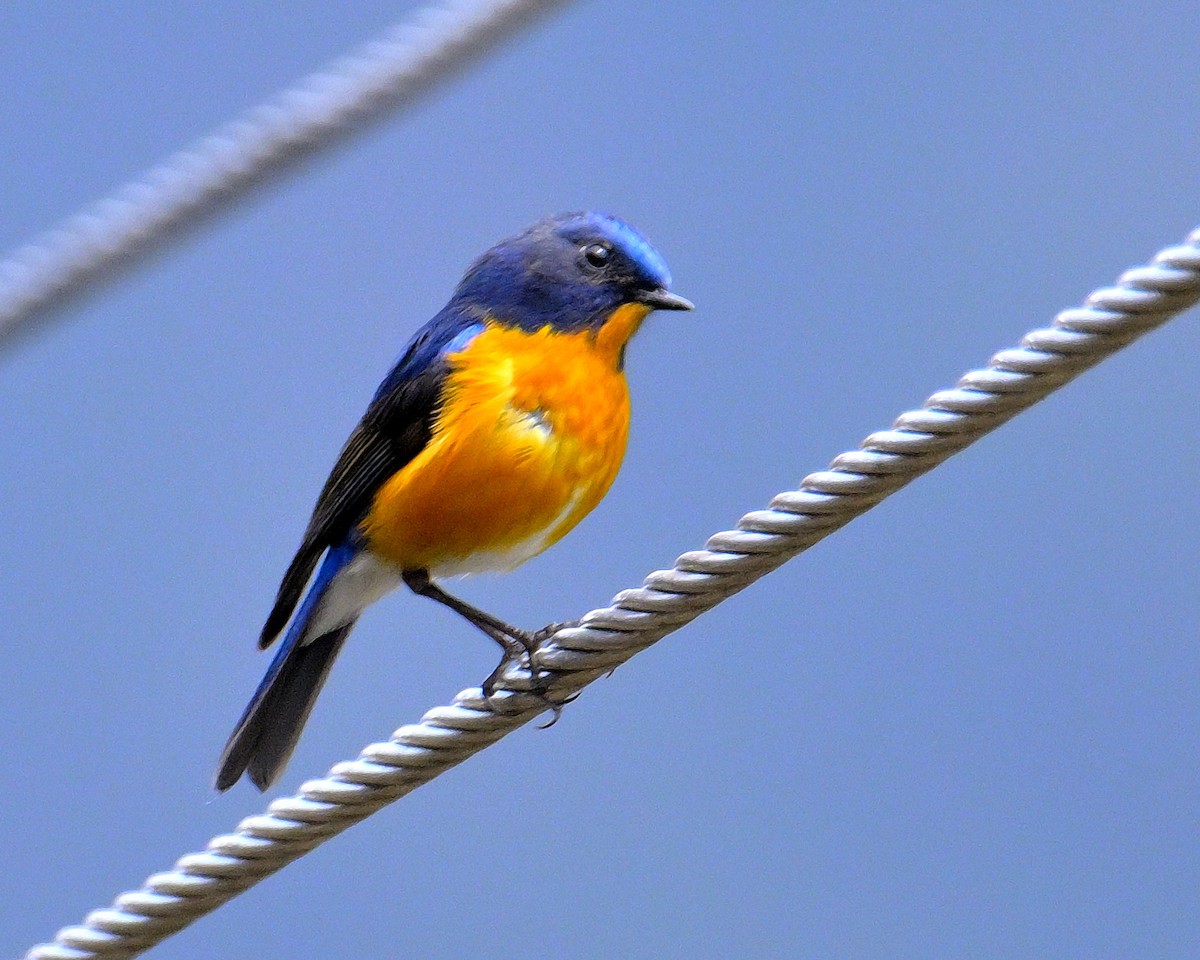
[258,312,483,649]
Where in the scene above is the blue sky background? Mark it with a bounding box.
[2,2,1198,958]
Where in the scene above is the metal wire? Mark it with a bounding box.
[25,228,1200,959]
[0,0,573,353]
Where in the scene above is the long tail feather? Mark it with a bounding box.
[215,624,353,791]
[215,547,357,791]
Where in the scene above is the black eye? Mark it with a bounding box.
[582,242,612,269]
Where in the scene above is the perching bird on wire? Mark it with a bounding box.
[216,212,692,791]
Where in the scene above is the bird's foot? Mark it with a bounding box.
[526,620,581,726]
[480,622,581,723]
[529,619,579,646]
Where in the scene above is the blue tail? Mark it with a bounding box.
[215,545,358,791]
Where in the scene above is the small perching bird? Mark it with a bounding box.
[216,212,692,791]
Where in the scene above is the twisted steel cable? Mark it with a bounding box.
[25,228,1200,960]
[0,0,573,352]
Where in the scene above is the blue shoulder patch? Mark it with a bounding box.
[441,321,485,356]
[371,307,484,403]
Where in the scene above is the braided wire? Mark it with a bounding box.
[0,0,572,352]
[25,228,1200,959]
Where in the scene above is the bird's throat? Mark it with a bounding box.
[593,302,651,367]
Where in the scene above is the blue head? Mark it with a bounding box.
[451,212,692,332]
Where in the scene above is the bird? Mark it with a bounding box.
[215,212,692,791]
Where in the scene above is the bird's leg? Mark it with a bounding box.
[403,569,552,700]
[402,569,534,652]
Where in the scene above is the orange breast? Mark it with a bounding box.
[361,304,648,576]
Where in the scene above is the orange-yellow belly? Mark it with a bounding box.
[361,306,647,576]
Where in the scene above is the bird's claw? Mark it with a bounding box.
[480,623,581,721]
[530,619,579,645]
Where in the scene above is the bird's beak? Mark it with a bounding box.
[637,287,694,311]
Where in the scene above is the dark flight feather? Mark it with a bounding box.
[258,311,484,649]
